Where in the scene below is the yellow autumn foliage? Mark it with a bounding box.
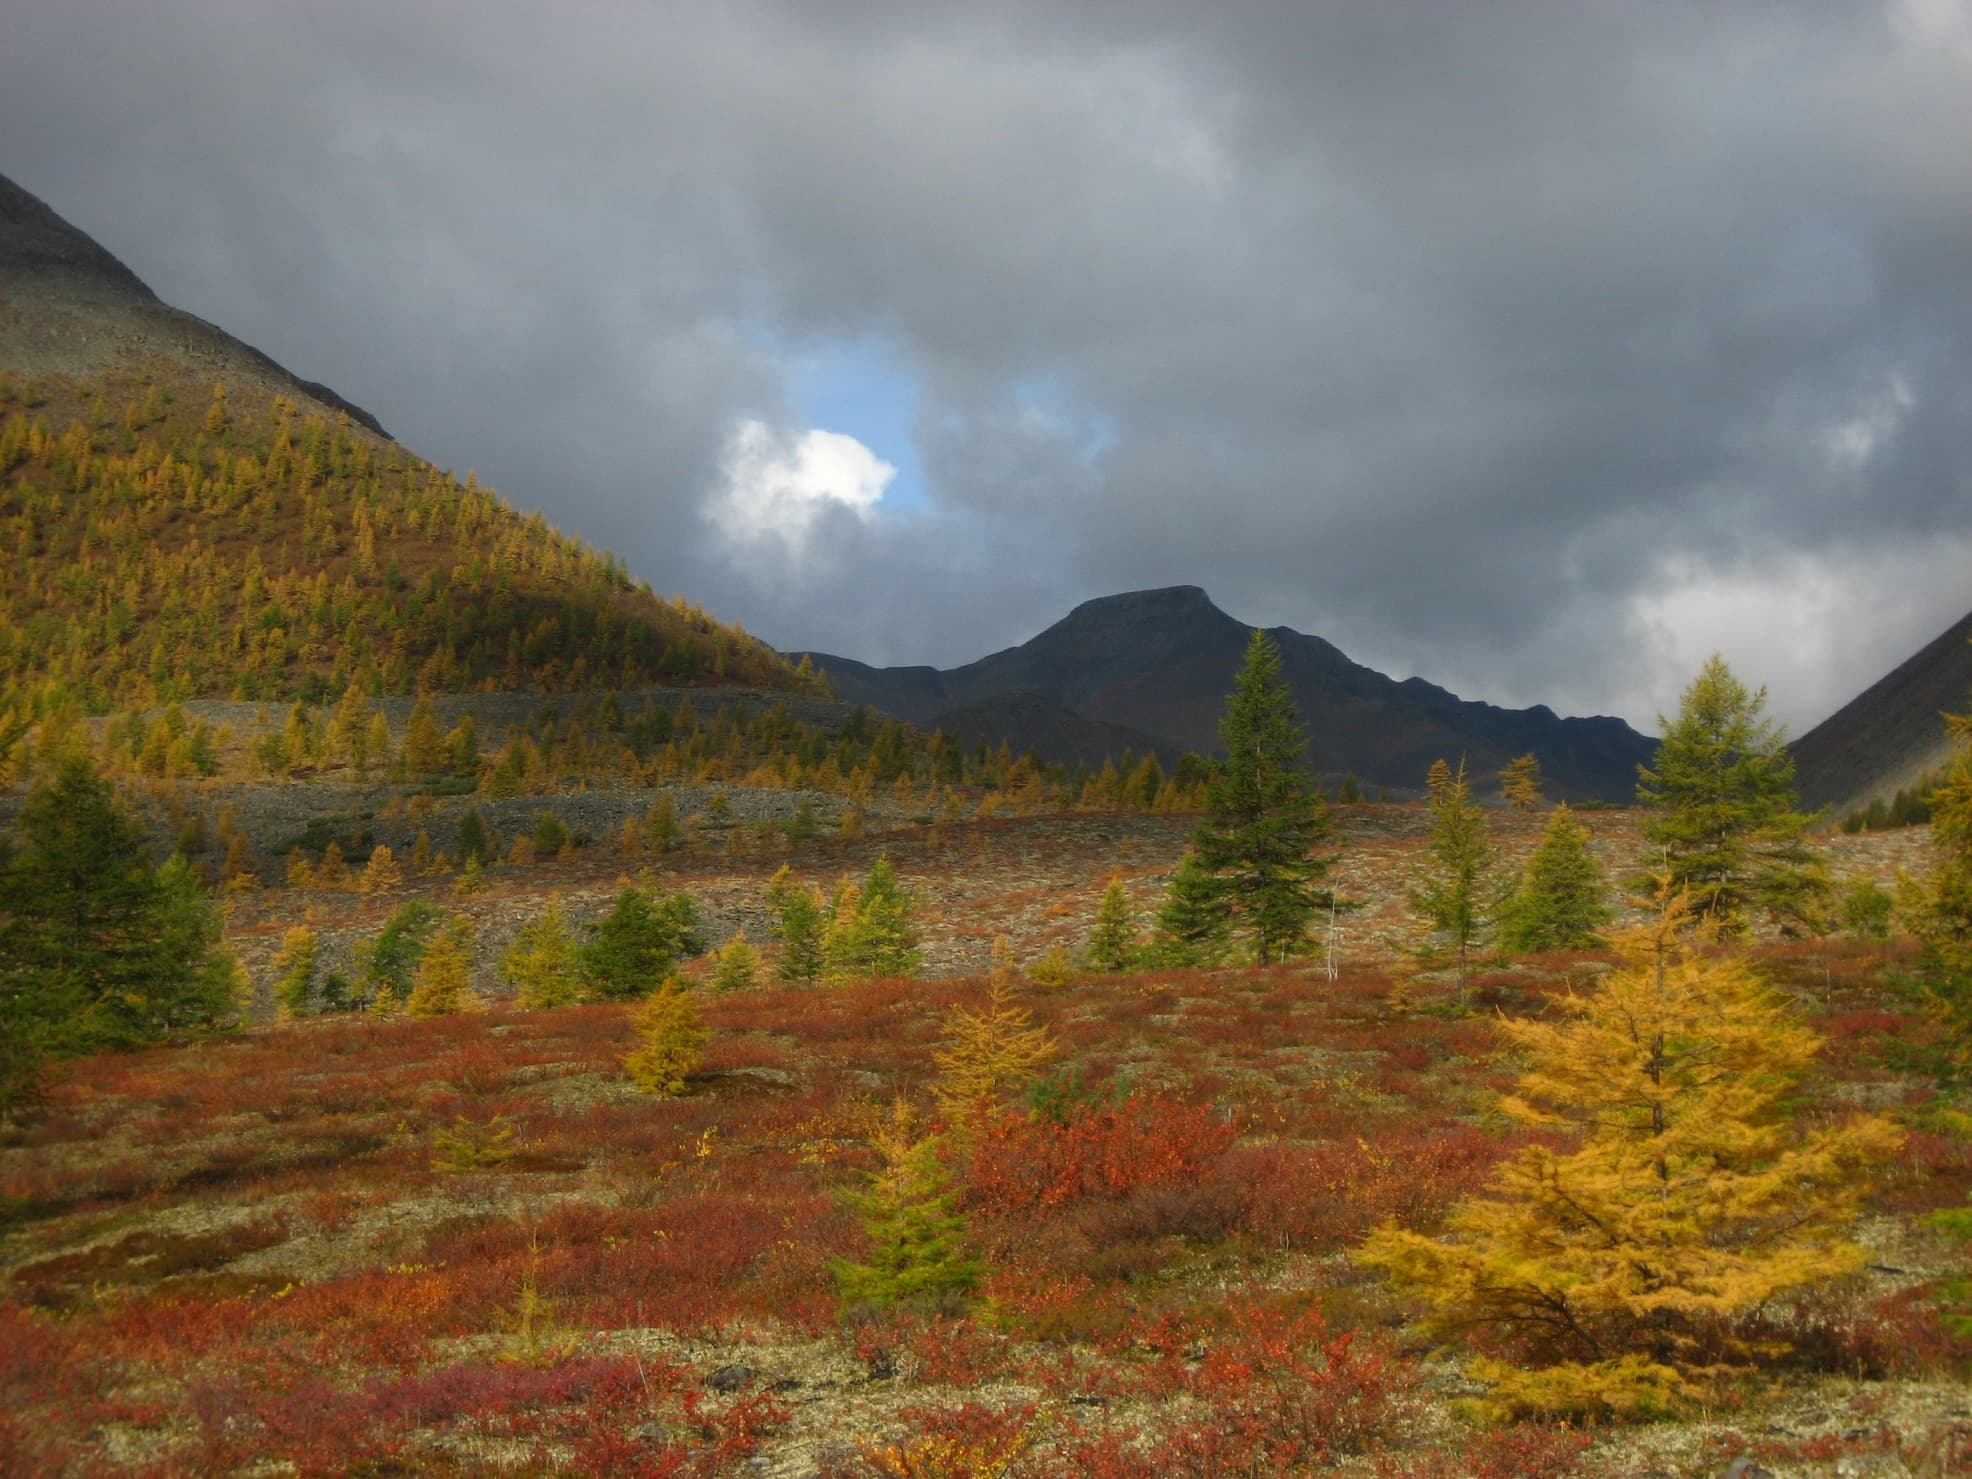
[1359,889,1902,1420]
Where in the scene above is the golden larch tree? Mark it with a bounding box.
[1360,890,1900,1420]
[931,978,1057,1126]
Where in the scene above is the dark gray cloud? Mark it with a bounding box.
[4,0,1969,732]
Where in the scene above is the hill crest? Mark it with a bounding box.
[803,587,1657,800]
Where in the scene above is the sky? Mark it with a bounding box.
[4,1,1971,736]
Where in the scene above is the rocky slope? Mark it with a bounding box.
[1794,607,1972,817]
[0,171,386,434]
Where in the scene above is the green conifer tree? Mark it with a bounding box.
[0,757,240,1116]
[768,865,827,984]
[831,1099,981,1314]
[1145,848,1232,968]
[273,925,319,1018]
[579,885,704,999]
[709,933,759,992]
[1192,631,1335,963]
[1410,757,1502,990]
[824,855,921,981]
[1084,878,1140,972]
[455,808,497,867]
[357,899,442,1010]
[1499,804,1613,953]
[1902,687,1972,1073]
[1635,655,1826,932]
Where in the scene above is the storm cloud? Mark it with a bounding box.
[4,0,1969,732]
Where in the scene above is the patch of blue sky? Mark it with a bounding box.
[773,333,929,512]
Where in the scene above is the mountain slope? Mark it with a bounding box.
[0,172,386,435]
[0,172,819,713]
[804,586,1657,800]
[1792,609,1972,817]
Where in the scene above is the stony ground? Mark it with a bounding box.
[218,799,1935,1009]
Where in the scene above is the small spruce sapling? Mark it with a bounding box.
[1145,848,1231,968]
[767,864,827,984]
[831,1098,981,1315]
[709,933,759,992]
[1409,758,1503,992]
[1083,878,1140,972]
[272,925,319,1018]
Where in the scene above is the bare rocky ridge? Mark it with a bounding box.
[0,170,387,434]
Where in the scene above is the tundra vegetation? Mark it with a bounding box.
[1,373,1969,1472]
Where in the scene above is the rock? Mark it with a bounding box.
[706,1362,758,1393]
[1721,1458,1774,1479]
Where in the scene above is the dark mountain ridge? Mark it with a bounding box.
[1792,608,1972,818]
[804,586,1658,800]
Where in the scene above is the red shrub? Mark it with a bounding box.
[1372,1425,1593,1478]
[1224,1125,1509,1250]
[964,1097,1236,1215]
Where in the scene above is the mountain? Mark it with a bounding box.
[1792,609,1972,817]
[0,172,386,435]
[803,585,1657,800]
[0,171,819,711]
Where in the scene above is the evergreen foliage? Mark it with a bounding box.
[1635,655,1826,932]
[709,933,759,993]
[1409,758,1502,988]
[498,898,585,1009]
[455,809,496,867]
[0,755,239,1115]
[1499,804,1612,953]
[357,900,442,1010]
[1144,848,1231,968]
[1083,878,1140,972]
[621,975,707,1095]
[1360,891,1902,1420]
[1191,631,1335,963]
[767,865,827,985]
[831,1099,982,1314]
[272,925,319,1018]
[821,855,921,982]
[579,885,704,999]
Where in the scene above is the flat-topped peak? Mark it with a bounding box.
[1057,585,1233,627]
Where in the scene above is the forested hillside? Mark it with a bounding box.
[0,368,821,715]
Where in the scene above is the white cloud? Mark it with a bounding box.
[1622,535,1972,734]
[710,418,895,559]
